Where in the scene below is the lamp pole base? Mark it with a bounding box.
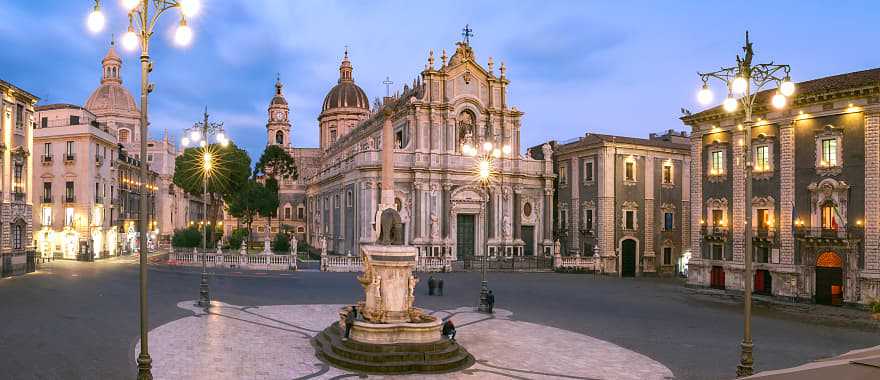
[197,269,211,308]
[477,280,491,313]
[736,340,754,378]
[136,352,153,380]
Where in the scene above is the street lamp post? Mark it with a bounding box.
[85,1,200,378]
[181,108,229,308]
[695,31,795,378]
[462,139,512,313]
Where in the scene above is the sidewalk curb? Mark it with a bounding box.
[683,286,880,331]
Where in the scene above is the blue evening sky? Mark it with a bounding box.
[1,1,878,161]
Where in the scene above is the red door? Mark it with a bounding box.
[710,266,725,289]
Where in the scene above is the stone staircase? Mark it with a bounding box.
[312,323,474,374]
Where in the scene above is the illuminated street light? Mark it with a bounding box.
[696,31,794,378]
[697,83,713,105]
[174,18,193,46]
[83,1,201,378]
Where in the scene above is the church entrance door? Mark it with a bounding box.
[521,226,534,256]
[456,214,475,258]
[621,239,637,277]
[815,251,843,306]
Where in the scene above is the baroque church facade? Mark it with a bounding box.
[236,37,556,259]
[292,39,555,259]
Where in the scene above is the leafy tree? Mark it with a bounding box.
[225,228,248,250]
[225,179,275,247]
[272,232,290,253]
[171,227,202,248]
[253,145,297,238]
[173,142,251,245]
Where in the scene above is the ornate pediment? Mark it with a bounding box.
[621,200,639,209]
[705,197,728,209]
[751,195,776,208]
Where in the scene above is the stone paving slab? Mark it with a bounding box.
[138,301,674,379]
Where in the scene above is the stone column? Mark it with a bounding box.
[688,129,704,286]
[543,188,553,246]
[598,146,616,262]
[732,130,746,265]
[864,112,880,272]
[779,121,796,266]
[570,158,580,255]
[682,156,691,250]
[644,156,655,261]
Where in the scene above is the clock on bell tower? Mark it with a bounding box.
[267,75,291,147]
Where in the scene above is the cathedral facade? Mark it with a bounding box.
[302,40,555,259]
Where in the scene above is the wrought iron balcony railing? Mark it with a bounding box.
[794,225,863,240]
[701,225,729,240]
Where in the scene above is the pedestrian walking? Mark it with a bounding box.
[428,275,436,295]
[487,290,495,313]
[343,306,356,340]
[438,278,444,296]
[442,319,456,340]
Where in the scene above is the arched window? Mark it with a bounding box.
[284,206,292,219]
[275,131,284,145]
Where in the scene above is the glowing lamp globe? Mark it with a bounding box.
[178,0,201,17]
[174,21,193,47]
[462,143,473,155]
[478,160,491,180]
[771,93,787,109]
[723,97,738,113]
[181,137,190,147]
[87,8,105,33]
[780,79,795,97]
[122,0,141,12]
[697,85,713,105]
[121,30,139,51]
[492,148,501,158]
[502,145,512,155]
[483,141,493,152]
[190,130,201,142]
[732,77,748,94]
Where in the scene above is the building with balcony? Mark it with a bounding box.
[115,145,157,253]
[683,67,880,306]
[83,40,193,245]
[300,39,555,259]
[547,131,691,277]
[33,104,117,259]
[0,79,37,264]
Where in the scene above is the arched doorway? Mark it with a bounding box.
[815,251,843,306]
[621,239,637,277]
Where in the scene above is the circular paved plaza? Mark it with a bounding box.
[141,301,673,379]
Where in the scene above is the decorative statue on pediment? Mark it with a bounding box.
[430,212,440,240]
[542,143,553,161]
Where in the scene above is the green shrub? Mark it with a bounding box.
[225,228,248,250]
[870,299,880,314]
[272,233,291,253]
[171,227,202,248]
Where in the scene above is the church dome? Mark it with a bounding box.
[321,49,369,112]
[322,82,369,111]
[85,41,138,114]
[85,83,138,113]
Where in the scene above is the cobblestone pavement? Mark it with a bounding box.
[142,301,674,380]
[1,261,878,380]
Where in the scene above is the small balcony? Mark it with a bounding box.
[95,195,103,204]
[95,155,104,166]
[41,195,53,204]
[41,155,53,165]
[63,154,75,163]
[12,191,25,203]
[794,225,863,241]
[753,227,776,241]
[701,225,729,241]
[64,195,76,203]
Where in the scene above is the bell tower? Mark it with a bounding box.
[267,74,291,147]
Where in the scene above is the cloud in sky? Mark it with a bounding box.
[2,1,879,161]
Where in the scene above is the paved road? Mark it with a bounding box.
[0,260,876,380]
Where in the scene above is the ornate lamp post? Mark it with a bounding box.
[85,1,200,378]
[181,109,229,308]
[462,139,512,313]
[695,31,795,378]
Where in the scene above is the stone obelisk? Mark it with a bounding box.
[380,102,396,209]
